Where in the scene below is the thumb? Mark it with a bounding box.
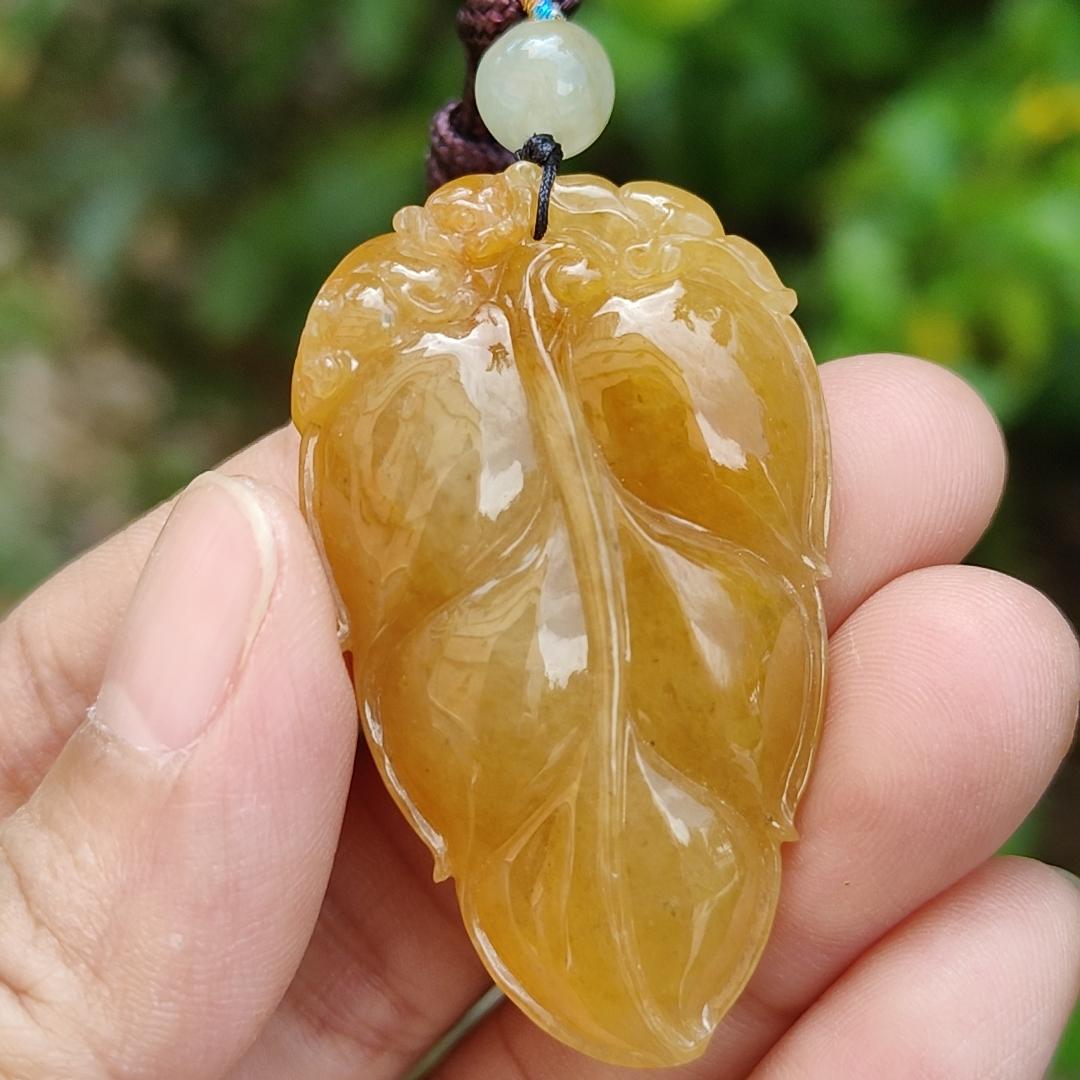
[0,473,357,1079]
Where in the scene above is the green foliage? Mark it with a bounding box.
[616,0,734,34]
[1058,1005,1080,1078]
[816,0,1080,422]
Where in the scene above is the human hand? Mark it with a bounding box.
[0,354,1077,1079]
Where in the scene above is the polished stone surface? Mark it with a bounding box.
[475,19,615,157]
[293,163,831,1067]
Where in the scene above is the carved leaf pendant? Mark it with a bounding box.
[292,164,831,1068]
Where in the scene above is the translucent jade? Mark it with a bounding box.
[292,163,830,1068]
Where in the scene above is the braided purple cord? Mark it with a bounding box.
[427,0,583,191]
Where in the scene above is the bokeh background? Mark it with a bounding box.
[1,0,1077,1069]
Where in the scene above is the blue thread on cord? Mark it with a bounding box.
[531,0,561,19]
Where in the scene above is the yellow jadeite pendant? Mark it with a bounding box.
[292,162,830,1067]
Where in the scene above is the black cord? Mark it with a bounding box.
[515,134,564,241]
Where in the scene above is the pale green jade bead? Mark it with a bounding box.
[475,19,616,159]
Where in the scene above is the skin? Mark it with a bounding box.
[0,353,1077,1080]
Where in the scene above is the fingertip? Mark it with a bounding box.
[978,570,1080,761]
[824,565,1077,827]
[993,853,1080,906]
[95,471,281,754]
[935,856,1080,1007]
[824,352,1007,480]
[0,424,328,820]
[892,566,1078,765]
[199,468,356,835]
[819,354,1007,628]
[224,470,351,702]
[219,424,302,501]
[756,855,1080,1080]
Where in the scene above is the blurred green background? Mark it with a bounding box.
[1,0,1077,1070]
